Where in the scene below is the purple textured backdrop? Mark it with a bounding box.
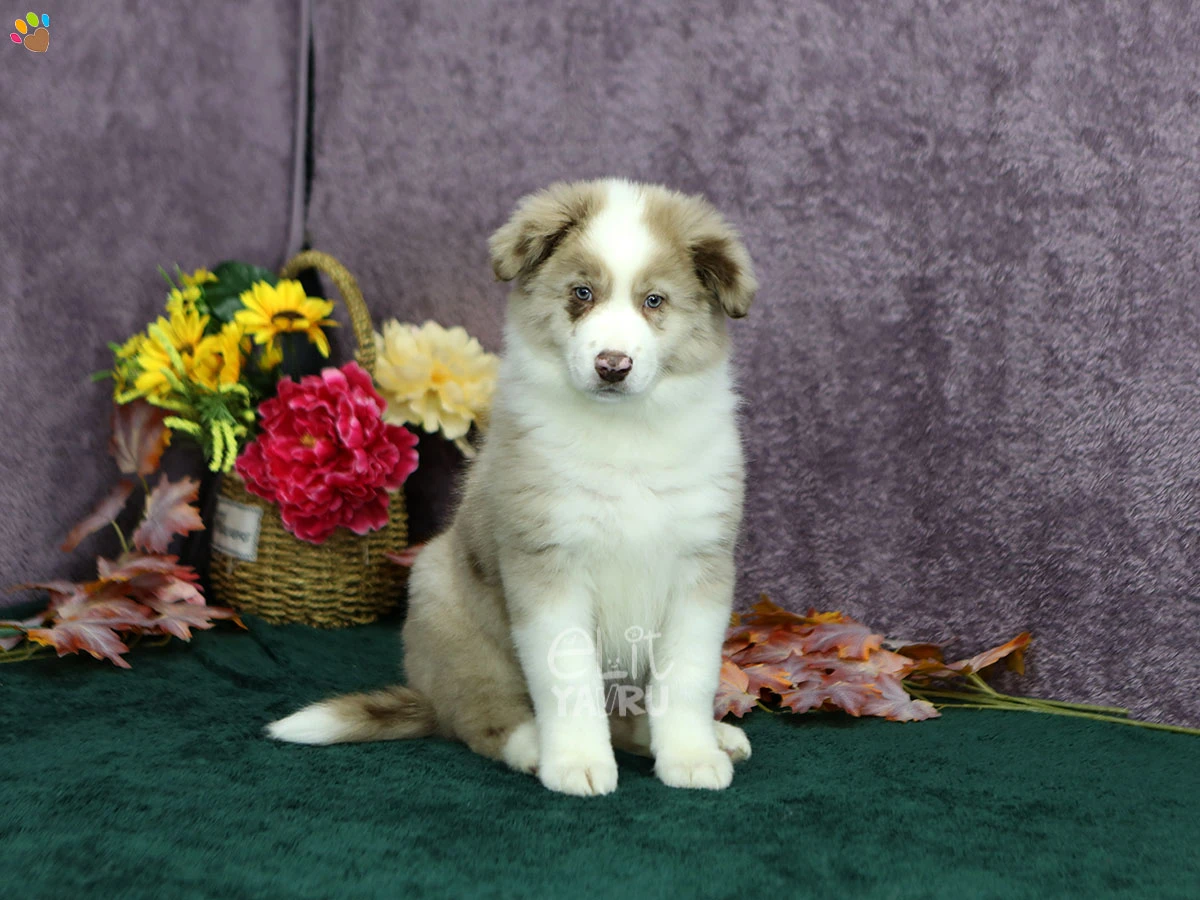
[305,1,1200,725]
[0,1,303,588]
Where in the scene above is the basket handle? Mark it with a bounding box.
[279,250,376,374]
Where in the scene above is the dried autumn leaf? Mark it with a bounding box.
[98,552,201,583]
[110,400,170,476]
[777,651,830,686]
[820,649,912,683]
[742,663,795,696]
[720,593,1030,726]
[743,596,847,628]
[131,475,205,553]
[861,675,940,722]
[721,634,754,658]
[725,622,781,648]
[22,587,153,668]
[948,632,1032,676]
[51,591,154,630]
[144,598,241,640]
[97,553,204,605]
[0,613,48,650]
[901,657,962,683]
[27,621,133,668]
[800,621,884,660]
[734,628,811,665]
[60,479,135,552]
[12,579,87,605]
[777,681,828,715]
[823,680,881,717]
[890,641,946,662]
[714,659,758,719]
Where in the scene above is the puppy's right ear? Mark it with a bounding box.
[489,181,601,282]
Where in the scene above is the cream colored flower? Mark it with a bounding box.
[373,320,499,454]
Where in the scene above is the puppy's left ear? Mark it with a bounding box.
[691,226,757,319]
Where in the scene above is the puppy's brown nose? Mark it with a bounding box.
[595,350,633,383]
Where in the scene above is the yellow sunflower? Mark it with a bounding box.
[373,320,499,454]
[234,280,337,360]
[132,305,211,400]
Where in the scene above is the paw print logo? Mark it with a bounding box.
[9,11,49,52]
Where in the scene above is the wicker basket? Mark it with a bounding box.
[208,251,408,627]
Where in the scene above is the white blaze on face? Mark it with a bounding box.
[570,181,661,397]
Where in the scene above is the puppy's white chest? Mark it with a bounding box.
[555,456,728,557]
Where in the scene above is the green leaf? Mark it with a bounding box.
[202,261,278,324]
[158,265,179,292]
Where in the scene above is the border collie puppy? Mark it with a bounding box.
[268,179,757,796]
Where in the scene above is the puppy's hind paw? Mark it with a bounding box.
[501,721,539,775]
[714,721,752,763]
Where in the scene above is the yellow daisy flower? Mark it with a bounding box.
[194,321,247,390]
[373,320,499,452]
[112,331,146,398]
[165,285,202,318]
[133,305,210,400]
[114,331,145,360]
[234,280,337,360]
[180,268,218,289]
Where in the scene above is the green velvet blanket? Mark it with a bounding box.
[6,617,1198,899]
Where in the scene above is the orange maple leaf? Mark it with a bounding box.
[131,476,205,553]
[60,480,135,553]
[947,632,1032,676]
[110,400,170,477]
[713,659,758,719]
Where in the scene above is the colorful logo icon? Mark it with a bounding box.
[10,11,49,52]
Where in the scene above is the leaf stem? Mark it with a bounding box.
[905,684,1129,717]
[931,698,1200,737]
[0,643,54,663]
[111,521,129,555]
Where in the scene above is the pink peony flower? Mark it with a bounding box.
[236,362,419,544]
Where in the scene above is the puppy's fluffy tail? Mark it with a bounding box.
[266,686,436,745]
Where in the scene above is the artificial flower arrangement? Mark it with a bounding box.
[100,261,498,548]
[0,255,503,661]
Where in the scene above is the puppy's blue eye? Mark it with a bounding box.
[574,286,593,302]
[644,294,664,309]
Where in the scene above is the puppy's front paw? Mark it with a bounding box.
[655,746,734,790]
[539,748,618,797]
[714,721,752,763]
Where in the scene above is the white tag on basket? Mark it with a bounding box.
[212,496,263,563]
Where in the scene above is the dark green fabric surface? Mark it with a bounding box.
[5,616,1198,900]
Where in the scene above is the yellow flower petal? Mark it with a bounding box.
[180,268,218,288]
